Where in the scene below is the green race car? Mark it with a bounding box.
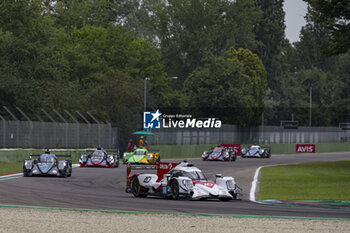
[123,148,160,164]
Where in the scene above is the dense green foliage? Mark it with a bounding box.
[0,0,349,130]
[303,0,350,56]
[184,48,266,125]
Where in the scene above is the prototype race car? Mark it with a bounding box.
[241,144,271,158]
[80,149,119,167]
[202,146,236,161]
[125,161,242,201]
[122,148,160,164]
[23,151,72,177]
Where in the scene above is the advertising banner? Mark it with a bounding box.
[296,144,316,153]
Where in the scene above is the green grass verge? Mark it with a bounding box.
[258,161,350,201]
[151,142,350,158]
[0,162,23,175]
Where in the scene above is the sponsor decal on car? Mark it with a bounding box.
[296,144,315,153]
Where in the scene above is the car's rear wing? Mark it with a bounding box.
[126,162,181,188]
[218,144,241,155]
[30,154,71,156]
[126,163,157,176]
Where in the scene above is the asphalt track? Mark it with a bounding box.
[0,153,350,219]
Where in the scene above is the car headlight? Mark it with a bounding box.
[241,148,246,154]
[226,180,235,190]
[124,154,129,160]
[106,155,114,162]
[80,155,88,162]
[147,154,152,160]
[182,179,193,190]
[24,161,32,169]
[202,152,208,158]
[63,162,67,167]
[224,152,229,157]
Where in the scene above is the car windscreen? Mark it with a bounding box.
[39,155,55,163]
[135,150,146,156]
[212,148,222,153]
[182,171,207,180]
[92,151,105,156]
[250,146,260,150]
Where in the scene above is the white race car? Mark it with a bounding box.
[125,161,242,201]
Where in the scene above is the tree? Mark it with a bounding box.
[154,0,260,82]
[48,0,115,29]
[303,0,350,55]
[184,48,266,125]
[254,0,286,90]
[0,0,73,113]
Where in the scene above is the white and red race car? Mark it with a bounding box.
[125,161,242,201]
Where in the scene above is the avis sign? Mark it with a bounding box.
[296,144,315,153]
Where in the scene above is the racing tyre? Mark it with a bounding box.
[131,177,147,198]
[171,180,180,200]
[23,170,30,177]
[230,153,236,162]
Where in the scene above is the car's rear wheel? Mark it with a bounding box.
[131,176,147,198]
[171,180,180,200]
[230,153,236,162]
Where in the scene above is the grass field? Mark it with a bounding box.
[258,161,350,201]
[0,162,23,175]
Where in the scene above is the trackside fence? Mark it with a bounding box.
[0,120,122,149]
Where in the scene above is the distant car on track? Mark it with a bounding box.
[122,148,160,164]
[126,161,242,201]
[80,148,119,167]
[241,144,271,158]
[202,146,237,161]
[23,150,72,177]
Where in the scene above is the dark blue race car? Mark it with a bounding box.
[241,145,271,158]
[23,151,72,177]
[202,146,236,161]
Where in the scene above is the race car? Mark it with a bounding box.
[79,148,119,167]
[125,161,242,201]
[23,151,72,177]
[241,144,271,158]
[202,146,236,161]
[122,148,160,164]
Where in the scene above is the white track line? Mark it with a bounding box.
[250,166,263,202]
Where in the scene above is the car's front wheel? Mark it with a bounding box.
[131,176,147,198]
[230,153,236,162]
[171,180,180,200]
